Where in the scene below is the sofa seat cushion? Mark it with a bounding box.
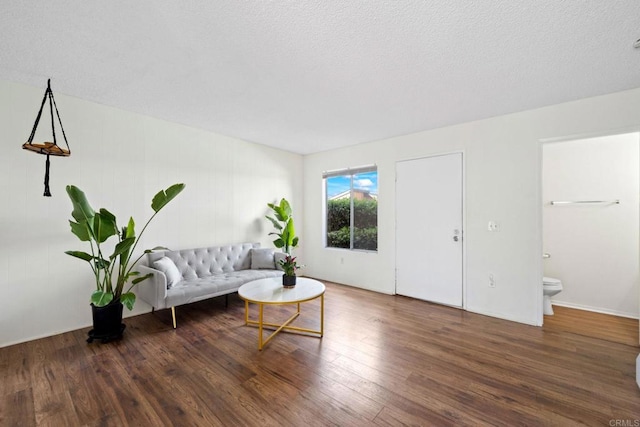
[228,269,282,282]
[166,274,244,307]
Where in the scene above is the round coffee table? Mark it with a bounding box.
[238,277,325,350]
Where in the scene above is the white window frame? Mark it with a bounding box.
[323,164,378,251]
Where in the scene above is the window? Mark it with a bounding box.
[324,165,378,251]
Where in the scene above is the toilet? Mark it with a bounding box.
[543,277,563,315]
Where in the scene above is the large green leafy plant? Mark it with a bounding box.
[266,198,298,254]
[65,183,185,309]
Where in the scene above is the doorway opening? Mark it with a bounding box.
[542,132,640,321]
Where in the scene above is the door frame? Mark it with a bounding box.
[539,129,640,332]
[394,150,467,310]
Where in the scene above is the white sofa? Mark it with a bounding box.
[137,242,284,328]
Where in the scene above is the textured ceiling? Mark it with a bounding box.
[1,1,640,155]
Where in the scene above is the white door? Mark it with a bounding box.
[396,153,463,307]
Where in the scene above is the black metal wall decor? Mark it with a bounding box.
[22,79,71,197]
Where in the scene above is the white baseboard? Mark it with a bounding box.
[552,300,639,319]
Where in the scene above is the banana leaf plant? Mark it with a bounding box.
[266,198,298,254]
[65,183,185,309]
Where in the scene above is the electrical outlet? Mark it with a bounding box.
[489,273,496,288]
[488,221,500,232]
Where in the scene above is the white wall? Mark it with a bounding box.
[543,133,639,318]
[0,79,303,348]
[303,88,640,326]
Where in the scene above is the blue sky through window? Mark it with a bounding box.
[326,171,378,198]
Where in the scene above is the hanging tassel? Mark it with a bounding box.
[43,154,51,197]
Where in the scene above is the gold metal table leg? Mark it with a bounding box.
[244,292,325,350]
[258,303,264,350]
[320,293,324,337]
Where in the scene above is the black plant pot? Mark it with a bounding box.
[87,301,126,343]
[282,274,297,288]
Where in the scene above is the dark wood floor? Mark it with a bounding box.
[1,281,639,426]
[543,305,638,347]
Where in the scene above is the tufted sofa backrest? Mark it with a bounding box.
[147,243,259,279]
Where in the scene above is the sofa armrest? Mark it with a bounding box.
[136,265,168,310]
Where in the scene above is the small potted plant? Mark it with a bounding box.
[279,255,301,288]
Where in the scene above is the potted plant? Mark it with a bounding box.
[266,198,302,287]
[279,255,301,288]
[65,183,185,342]
[266,198,298,254]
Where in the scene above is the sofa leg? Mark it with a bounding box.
[171,307,177,329]
[225,294,229,308]
[151,307,155,313]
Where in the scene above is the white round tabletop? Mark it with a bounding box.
[238,277,325,304]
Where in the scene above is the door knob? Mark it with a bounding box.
[453,236,459,242]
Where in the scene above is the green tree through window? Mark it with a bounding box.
[324,166,377,251]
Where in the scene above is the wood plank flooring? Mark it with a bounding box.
[543,305,638,347]
[1,281,639,426]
